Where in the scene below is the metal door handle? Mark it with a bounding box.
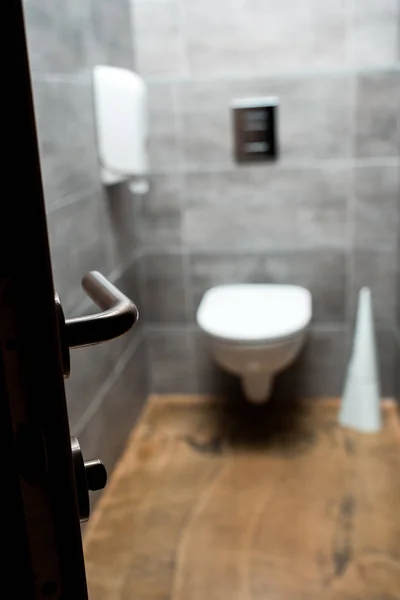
[65,271,139,349]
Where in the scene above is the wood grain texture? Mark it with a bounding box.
[84,395,400,600]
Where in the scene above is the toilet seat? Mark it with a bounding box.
[197,284,312,344]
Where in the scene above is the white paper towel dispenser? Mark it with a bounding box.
[93,65,149,192]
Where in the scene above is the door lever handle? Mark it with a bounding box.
[65,271,139,349]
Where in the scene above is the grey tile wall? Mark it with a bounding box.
[24,0,147,483]
[135,174,183,248]
[355,72,400,158]
[131,0,186,77]
[75,334,148,487]
[89,0,134,69]
[101,184,141,271]
[352,166,400,252]
[349,250,398,325]
[374,329,396,398]
[272,327,349,399]
[182,0,349,75]
[47,192,109,314]
[178,75,354,168]
[349,0,400,68]
[182,166,350,250]
[130,0,400,400]
[146,328,197,394]
[395,164,400,399]
[147,84,181,170]
[32,80,99,205]
[24,0,91,75]
[139,252,188,323]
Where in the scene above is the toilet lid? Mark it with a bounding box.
[197,284,312,343]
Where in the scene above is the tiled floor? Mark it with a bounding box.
[84,395,400,600]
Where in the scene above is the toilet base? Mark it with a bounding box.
[241,373,273,404]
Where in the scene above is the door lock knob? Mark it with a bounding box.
[84,459,107,492]
[71,437,107,522]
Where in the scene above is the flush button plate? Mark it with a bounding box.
[232,96,279,163]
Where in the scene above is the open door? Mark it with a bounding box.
[1,2,138,598]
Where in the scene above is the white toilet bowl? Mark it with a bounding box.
[196,284,312,403]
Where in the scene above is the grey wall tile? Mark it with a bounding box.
[146,328,198,393]
[263,252,347,324]
[66,330,140,430]
[306,1,348,68]
[101,183,140,272]
[113,256,143,324]
[48,192,109,314]
[349,0,400,67]
[178,75,353,168]
[183,166,349,250]
[147,84,180,170]
[132,0,186,76]
[32,80,99,204]
[349,250,397,325]
[397,233,400,330]
[75,337,148,478]
[285,326,348,398]
[139,253,187,324]
[89,0,134,69]
[24,0,91,74]
[269,75,353,161]
[184,0,242,35]
[353,165,400,251]
[375,329,395,398]
[355,72,400,158]
[188,251,346,324]
[136,174,182,248]
[110,254,144,338]
[178,80,232,168]
[25,0,134,74]
[184,0,347,75]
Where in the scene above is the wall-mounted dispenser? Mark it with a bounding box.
[93,65,149,193]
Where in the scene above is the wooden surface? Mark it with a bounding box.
[84,395,400,600]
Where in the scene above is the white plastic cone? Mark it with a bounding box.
[339,287,381,433]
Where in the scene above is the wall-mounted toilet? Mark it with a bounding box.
[196,284,312,403]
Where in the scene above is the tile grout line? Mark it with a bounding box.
[344,0,358,333]
[177,0,190,78]
[145,155,400,176]
[138,246,361,256]
[72,329,144,436]
[67,250,144,318]
[31,72,92,84]
[141,328,153,397]
[169,63,200,391]
[46,183,101,214]
[143,64,400,86]
[143,322,353,334]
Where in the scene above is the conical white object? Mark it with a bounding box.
[339,287,381,433]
